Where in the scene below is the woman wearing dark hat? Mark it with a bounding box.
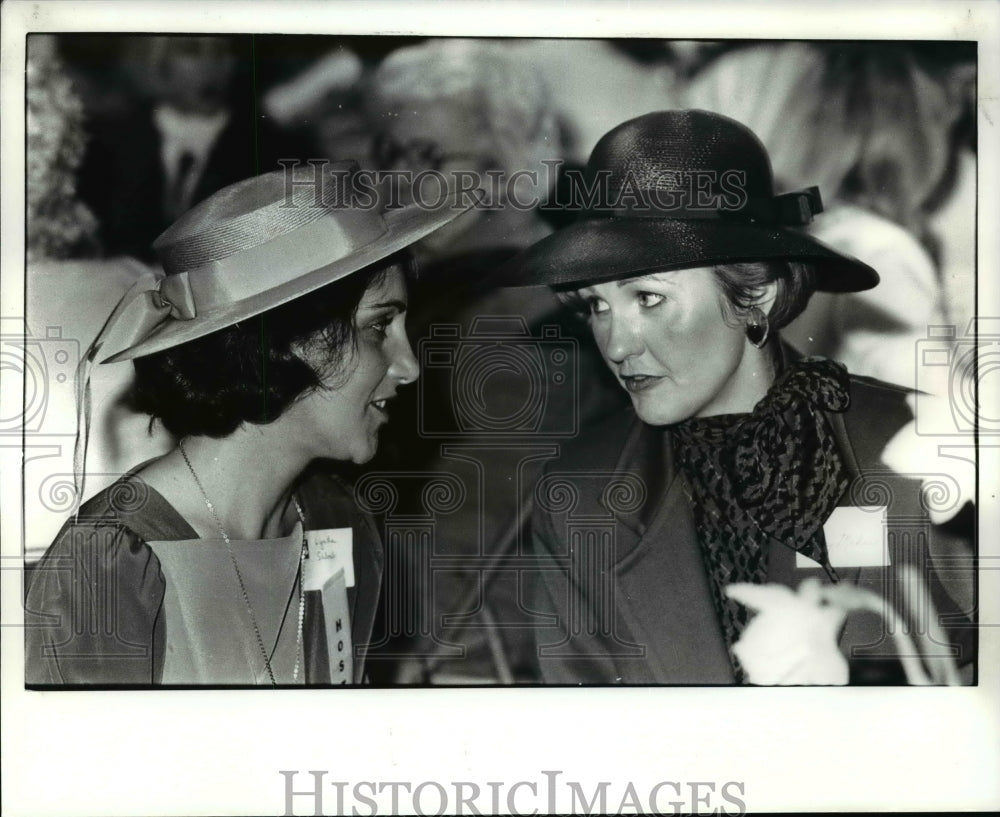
[25,165,471,686]
[505,110,975,685]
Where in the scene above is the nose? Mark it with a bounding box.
[601,312,644,364]
[389,333,420,385]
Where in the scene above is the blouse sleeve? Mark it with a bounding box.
[24,519,167,686]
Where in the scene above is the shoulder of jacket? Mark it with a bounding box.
[841,374,915,467]
[29,504,162,603]
[47,484,146,541]
[847,374,913,422]
[543,407,640,474]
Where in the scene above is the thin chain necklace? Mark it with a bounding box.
[179,439,306,686]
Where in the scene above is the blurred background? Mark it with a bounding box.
[23,34,977,684]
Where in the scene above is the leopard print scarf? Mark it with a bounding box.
[671,356,852,680]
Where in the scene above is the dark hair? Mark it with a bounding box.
[555,260,816,333]
[711,260,816,330]
[129,253,412,438]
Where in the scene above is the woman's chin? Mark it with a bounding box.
[632,400,683,427]
[350,444,378,466]
[628,389,687,427]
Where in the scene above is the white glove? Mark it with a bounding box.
[727,579,849,685]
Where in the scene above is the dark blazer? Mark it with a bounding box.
[530,374,976,684]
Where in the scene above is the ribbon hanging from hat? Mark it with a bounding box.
[71,267,181,516]
[94,269,194,359]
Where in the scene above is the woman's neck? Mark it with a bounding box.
[696,342,779,419]
[139,423,312,541]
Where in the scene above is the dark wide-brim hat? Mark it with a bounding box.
[97,162,474,363]
[501,109,879,292]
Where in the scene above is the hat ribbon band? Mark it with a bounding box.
[95,208,389,362]
[599,186,823,227]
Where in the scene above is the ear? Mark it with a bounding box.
[752,280,779,317]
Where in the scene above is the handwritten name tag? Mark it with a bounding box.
[797,506,889,569]
[303,528,354,589]
[319,569,353,685]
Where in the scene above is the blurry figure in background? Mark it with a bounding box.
[255,36,423,168]
[73,35,302,262]
[919,46,977,337]
[504,39,682,165]
[25,35,173,561]
[367,38,562,272]
[684,43,974,389]
[262,45,375,167]
[26,35,100,263]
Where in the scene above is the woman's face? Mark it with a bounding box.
[576,268,771,425]
[295,265,419,464]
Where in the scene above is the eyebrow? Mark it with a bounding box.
[616,272,675,288]
[363,299,408,312]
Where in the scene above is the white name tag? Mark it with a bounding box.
[797,506,889,568]
[303,528,354,589]
[319,569,353,685]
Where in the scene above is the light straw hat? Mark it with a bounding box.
[96,162,474,363]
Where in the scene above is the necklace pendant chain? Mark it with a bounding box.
[292,496,308,684]
[179,439,307,686]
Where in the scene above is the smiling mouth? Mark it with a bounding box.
[620,375,664,394]
[369,398,391,415]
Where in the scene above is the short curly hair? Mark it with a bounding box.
[710,260,816,331]
[128,253,412,438]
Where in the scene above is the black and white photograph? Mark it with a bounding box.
[2,1,998,815]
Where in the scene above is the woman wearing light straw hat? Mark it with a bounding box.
[25,164,471,686]
[502,110,975,685]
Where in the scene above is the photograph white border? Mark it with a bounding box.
[3,1,998,814]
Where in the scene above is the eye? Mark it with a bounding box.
[365,313,394,339]
[637,291,665,308]
[587,296,609,315]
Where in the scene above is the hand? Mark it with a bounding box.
[727,579,849,685]
[728,570,962,686]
